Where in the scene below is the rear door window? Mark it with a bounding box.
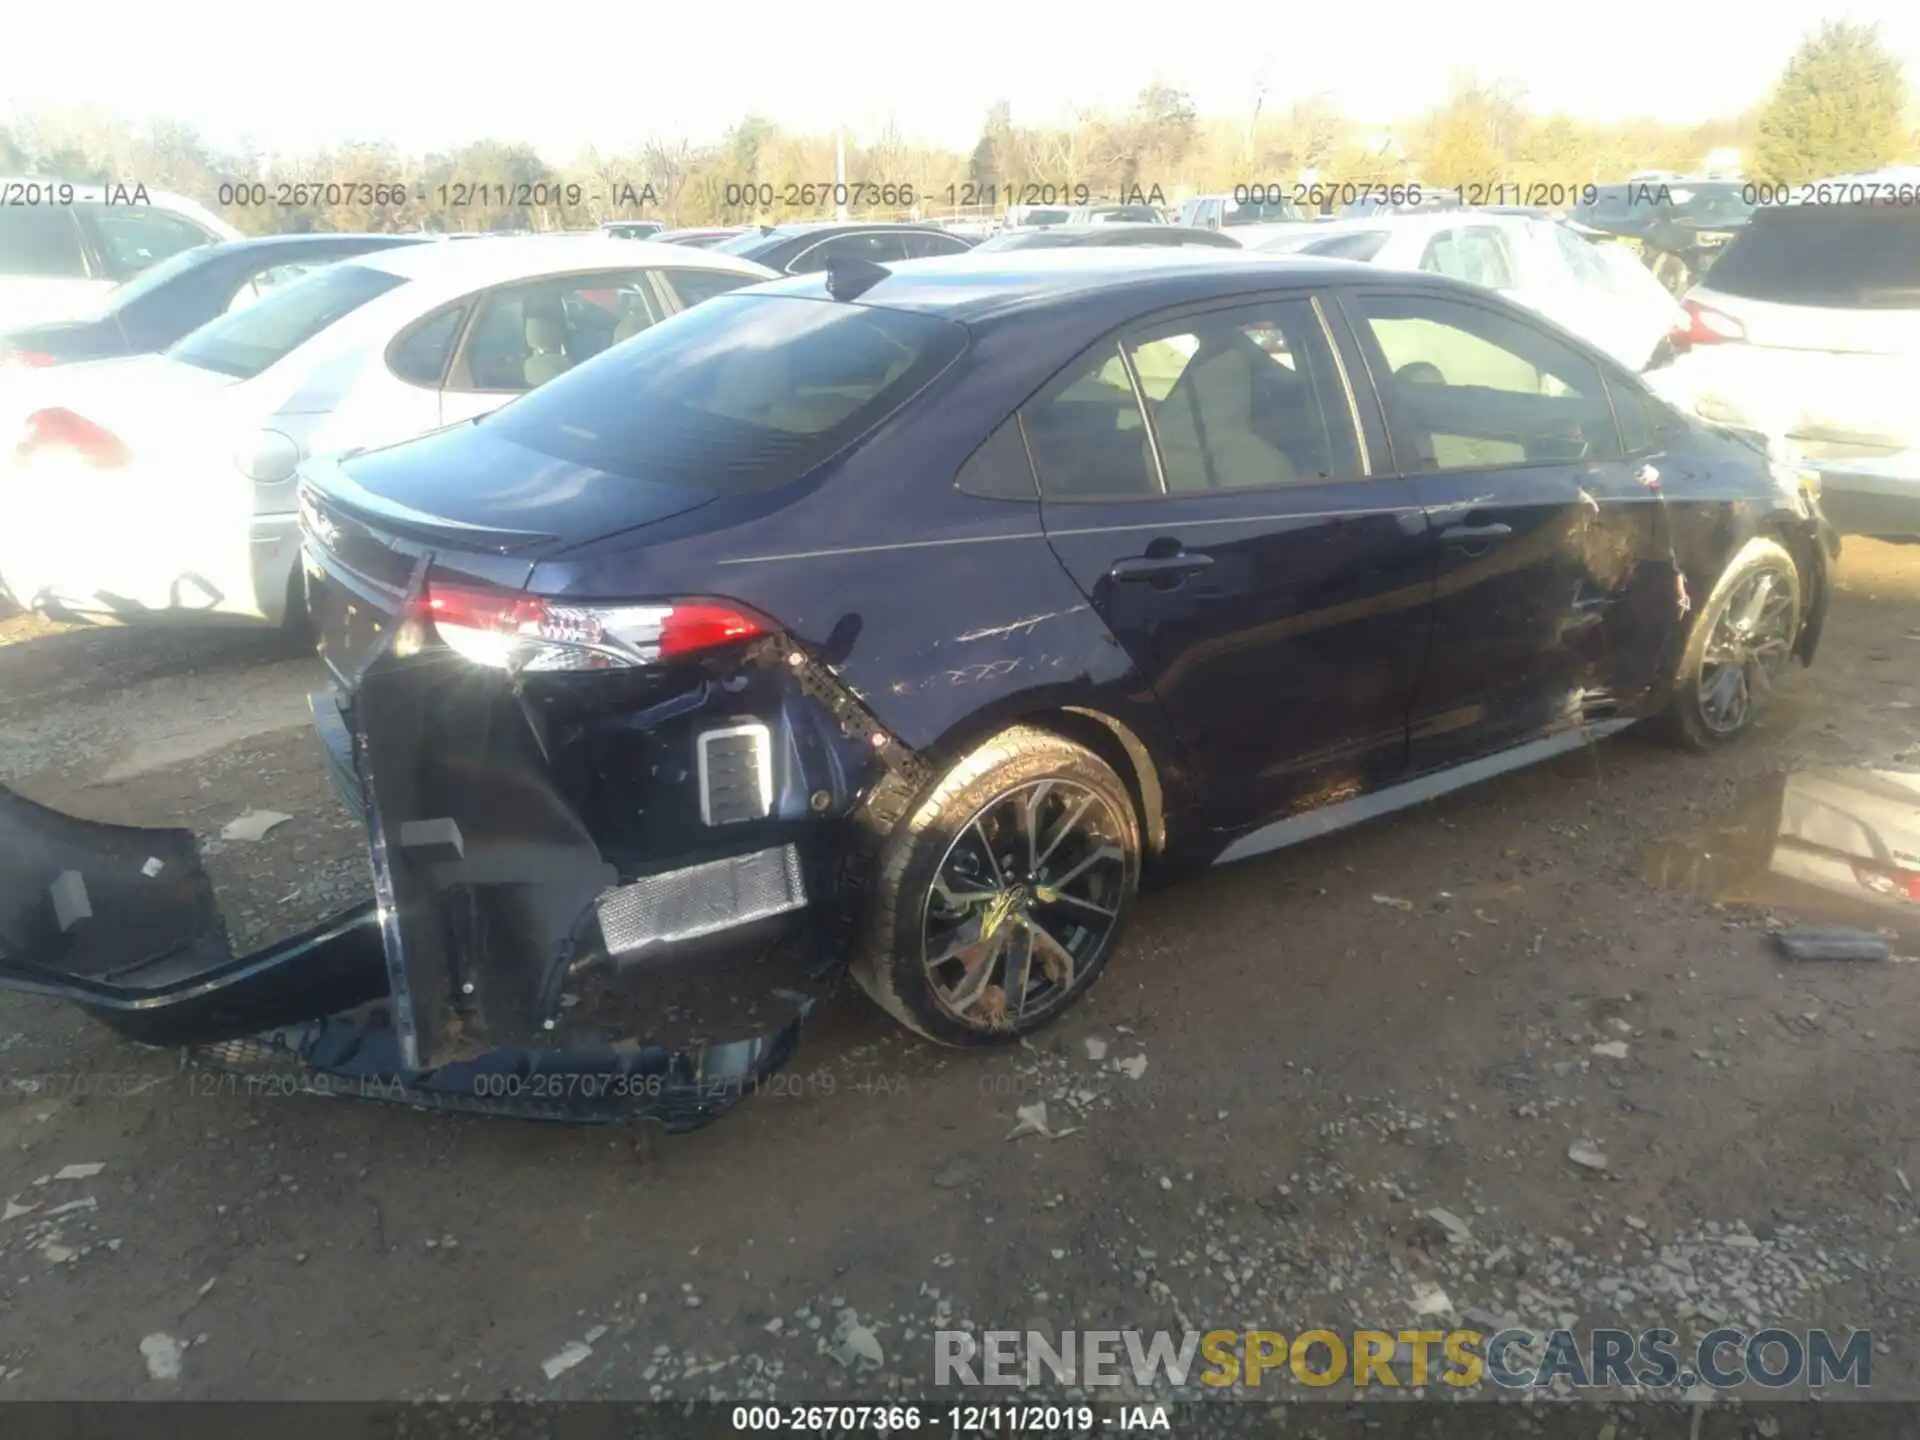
[168,262,407,380]
[657,267,756,309]
[482,293,968,491]
[453,270,663,393]
[1021,343,1157,500]
[388,304,471,387]
[1023,300,1360,500]
[1702,205,1920,308]
[0,206,89,278]
[1139,302,1359,492]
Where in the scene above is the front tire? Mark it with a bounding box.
[851,725,1141,1047]
[1662,538,1802,750]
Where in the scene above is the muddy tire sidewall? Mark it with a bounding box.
[850,725,1141,1048]
[1663,537,1802,750]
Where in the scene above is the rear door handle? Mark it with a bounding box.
[1109,553,1215,582]
[1439,522,1513,546]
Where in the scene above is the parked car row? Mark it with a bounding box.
[3,201,1741,637]
[0,180,242,332]
[1240,211,1685,371]
[1567,178,1757,296]
[0,240,1837,1122]
[0,238,779,629]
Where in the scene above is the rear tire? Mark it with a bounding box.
[850,726,1141,1047]
[1661,538,1802,751]
[272,564,315,655]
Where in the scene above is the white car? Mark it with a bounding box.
[1063,204,1166,225]
[1645,191,1920,465]
[1237,211,1684,371]
[0,237,775,631]
[0,180,242,331]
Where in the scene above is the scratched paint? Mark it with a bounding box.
[949,607,1087,644]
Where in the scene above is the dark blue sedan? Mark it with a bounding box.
[0,249,1837,1126]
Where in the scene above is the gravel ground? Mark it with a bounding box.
[0,542,1917,1414]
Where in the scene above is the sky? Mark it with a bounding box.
[5,1,1917,162]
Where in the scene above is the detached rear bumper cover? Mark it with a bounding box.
[0,781,819,1128]
[0,587,917,1125]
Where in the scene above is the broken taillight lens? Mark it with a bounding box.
[419,577,768,672]
[15,408,129,469]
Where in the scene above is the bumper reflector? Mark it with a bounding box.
[596,845,806,958]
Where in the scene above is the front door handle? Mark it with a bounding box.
[1439,521,1513,547]
[1109,552,1215,582]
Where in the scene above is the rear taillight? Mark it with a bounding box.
[14,408,129,469]
[0,350,56,369]
[1671,299,1747,347]
[418,577,768,672]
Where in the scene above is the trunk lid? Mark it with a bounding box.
[300,428,717,682]
[314,420,719,556]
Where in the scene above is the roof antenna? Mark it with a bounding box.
[824,255,890,301]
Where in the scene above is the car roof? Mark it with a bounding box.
[1234,213,1489,249]
[350,235,775,290]
[743,248,1370,324]
[207,232,432,256]
[744,221,952,239]
[1009,222,1201,240]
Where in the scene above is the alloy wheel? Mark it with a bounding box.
[1698,565,1797,734]
[920,778,1129,1030]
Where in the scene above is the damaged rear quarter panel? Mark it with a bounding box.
[528,308,1199,834]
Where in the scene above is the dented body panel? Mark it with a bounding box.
[0,254,1837,1124]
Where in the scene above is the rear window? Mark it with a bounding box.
[1300,231,1390,262]
[1581,186,1640,223]
[974,231,1074,251]
[1704,205,1920,308]
[168,262,407,379]
[712,229,785,257]
[1019,209,1071,226]
[483,294,969,491]
[1670,185,1754,224]
[75,242,215,318]
[1223,199,1302,226]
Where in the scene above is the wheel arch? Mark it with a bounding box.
[1754,509,1832,664]
[911,699,1181,864]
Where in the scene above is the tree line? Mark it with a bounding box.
[3,22,1910,237]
